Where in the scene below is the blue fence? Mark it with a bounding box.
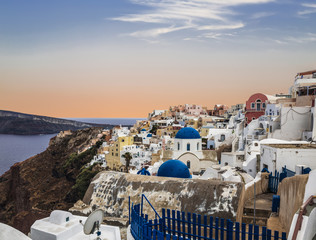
[281,166,295,178]
[268,170,280,193]
[268,166,296,193]
[130,200,287,240]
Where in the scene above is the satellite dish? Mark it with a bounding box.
[83,209,104,238]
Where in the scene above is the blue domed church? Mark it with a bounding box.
[159,127,213,174]
[157,159,191,178]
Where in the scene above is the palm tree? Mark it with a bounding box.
[122,152,132,173]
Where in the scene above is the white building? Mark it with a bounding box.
[167,127,215,173]
[260,140,316,173]
[148,110,165,119]
[120,145,152,169]
[288,169,316,240]
[206,128,233,149]
[138,129,153,145]
[111,126,130,141]
[200,165,254,184]
[31,210,120,240]
[184,104,206,116]
[271,106,312,141]
[88,154,106,168]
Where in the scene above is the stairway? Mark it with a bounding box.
[242,193,274,226]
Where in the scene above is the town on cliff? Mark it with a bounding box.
[1,70,316,240]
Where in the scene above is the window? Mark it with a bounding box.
[251,103,255,109]
[262,103,266,108]
[256,99,262,111]
[178,142,180,151]
[220,134,225,142]
[187,161,191,169]
[197,142,199,150]
[187,143,190,151]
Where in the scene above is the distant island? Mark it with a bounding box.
[0,110,125,135]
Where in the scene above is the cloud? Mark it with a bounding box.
[111,0,274,40]
[197,23,245,31]
[129,25,192,38]
[298,3,316,15]
[285,33,316,44]
[274,33,316,45]
[251,11,275,19]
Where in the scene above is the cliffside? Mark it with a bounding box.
[0,110,114,135]
[0,128,104,234]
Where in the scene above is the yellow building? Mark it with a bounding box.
[106,136,134,170]
[200,126,215,137]
[156,126,181,138]
[186,119,199,129]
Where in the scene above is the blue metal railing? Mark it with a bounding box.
[130,195,287,240]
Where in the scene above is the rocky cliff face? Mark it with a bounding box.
[0,128,103,234]
[0,110,114,134]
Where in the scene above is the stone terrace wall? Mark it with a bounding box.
[277,174,309,233]
[235,172,269,222]
[70,171,244,224]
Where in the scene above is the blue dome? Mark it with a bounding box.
[141,128,147,131]
[157,160,191,179]
[175,127,200,139]
[147,133,152,137]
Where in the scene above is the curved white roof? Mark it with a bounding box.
[0,223,31,240]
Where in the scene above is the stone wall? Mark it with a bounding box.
[277,174,309,233]
[235,172,269,222]
[70,171,244,224]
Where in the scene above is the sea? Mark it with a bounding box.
[0,118,145,175]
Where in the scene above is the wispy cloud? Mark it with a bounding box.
[285,33,316,43]
[251,11,275,19]
[197,23,244,31]
[111,0,274,40]
[274,33,316,45]
[129,25,192,38]
[298,3,316,16]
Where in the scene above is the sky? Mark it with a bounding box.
[0,0,316,118]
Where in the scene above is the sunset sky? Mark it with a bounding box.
[1,0,316,118]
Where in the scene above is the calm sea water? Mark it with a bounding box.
[0,118,145,176]
[0,134,56,175]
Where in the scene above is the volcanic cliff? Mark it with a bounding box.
[0,127,104,234]
[0,110,116,135]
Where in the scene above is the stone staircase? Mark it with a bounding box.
[242,193,274,226]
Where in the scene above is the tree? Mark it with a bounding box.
[150,124,158,135]
[122,152,133,173]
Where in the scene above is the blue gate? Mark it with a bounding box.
[268,170,280,193]
[268,166,296,193]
